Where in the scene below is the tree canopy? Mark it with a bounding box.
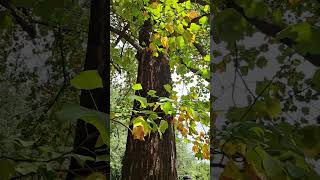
[211,0,320,179]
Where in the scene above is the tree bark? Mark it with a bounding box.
[67,0,109,179]
[121,19,178,180]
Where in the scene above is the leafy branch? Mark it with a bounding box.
[224,0,320,67]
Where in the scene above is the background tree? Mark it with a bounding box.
[0,0,108,179]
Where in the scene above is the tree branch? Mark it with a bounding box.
[210,162,225,168]
[0,0,36,38]
[239,61,288,122]
[224,0,320,67]
[194,42,207,57]
[180,59,209,82]
[110,26,143,52]
[114,23,130,47]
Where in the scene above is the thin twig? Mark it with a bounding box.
[238,62,288,122]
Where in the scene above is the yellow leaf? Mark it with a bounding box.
[200,131,205,137]
[150,2,159,9]
[132,125,145,141]
[223,142,237,156]
[220,161,242,180]
[178,114,184,122]
[203,144,209,152]
[153,33,160,40]
[172,117,177,124]
[203,151,209,159]
[161,36,169,48]
[143,11,149,17]
[188,10,198,20]
[153,52,159,57]
[181,128,188,137]
[192,145,199,153]
[170,95,178,101]
[149,43,157,52]
[237,143,247,156]
[165,24,174,34]
[202,144,210,159]
[183,30,195,44]
[177,122,183,130]
[179,106,187,111]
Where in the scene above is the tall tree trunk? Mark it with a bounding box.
[121,19,178,179]
[67,0,109,179]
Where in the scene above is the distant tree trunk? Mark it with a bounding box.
[121,19,178,179]
[67,0,109,179]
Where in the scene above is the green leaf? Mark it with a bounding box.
[249,127,264,137]
[246,148,265,179]
[159,120,168,134]
[160,101,173,115]
[81,115,109,145]
[13,138,34,147]
[213,9,250,43]
[0,12,13,31]
[226,106,256,122]
[132,116,145,127]
[277,22,320,55]
[0,159,14,180]
[255,146,286,180]
[85,172,106,180]
[235,0,268,19]
[285,161,307,179]
[147,90,158,97]
[256,56,268,68]
[204,55,210,62]
[163,84,172,93]
[132,116,152,136]
[189,23,201,33]
[128,95,148,108]
[71,70,103,90]
[187,107,198,120]
[296,125,320,157]
[223,142,237,156]
[255,80,270,96]
[311,69,320,92]
[177,36,185,48]
[132,83,143,90]
[240,66,249,76]
[199,16,208,25]
[169,36,177,50]
[15,162,38,175]
[55,103,109,145]
[220,160,242,179]
[265,97,281,119]
[203,5,210,13]
[67,154,95,167]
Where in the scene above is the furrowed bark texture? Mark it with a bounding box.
[121,19,177,180]
[67,0,109,179]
